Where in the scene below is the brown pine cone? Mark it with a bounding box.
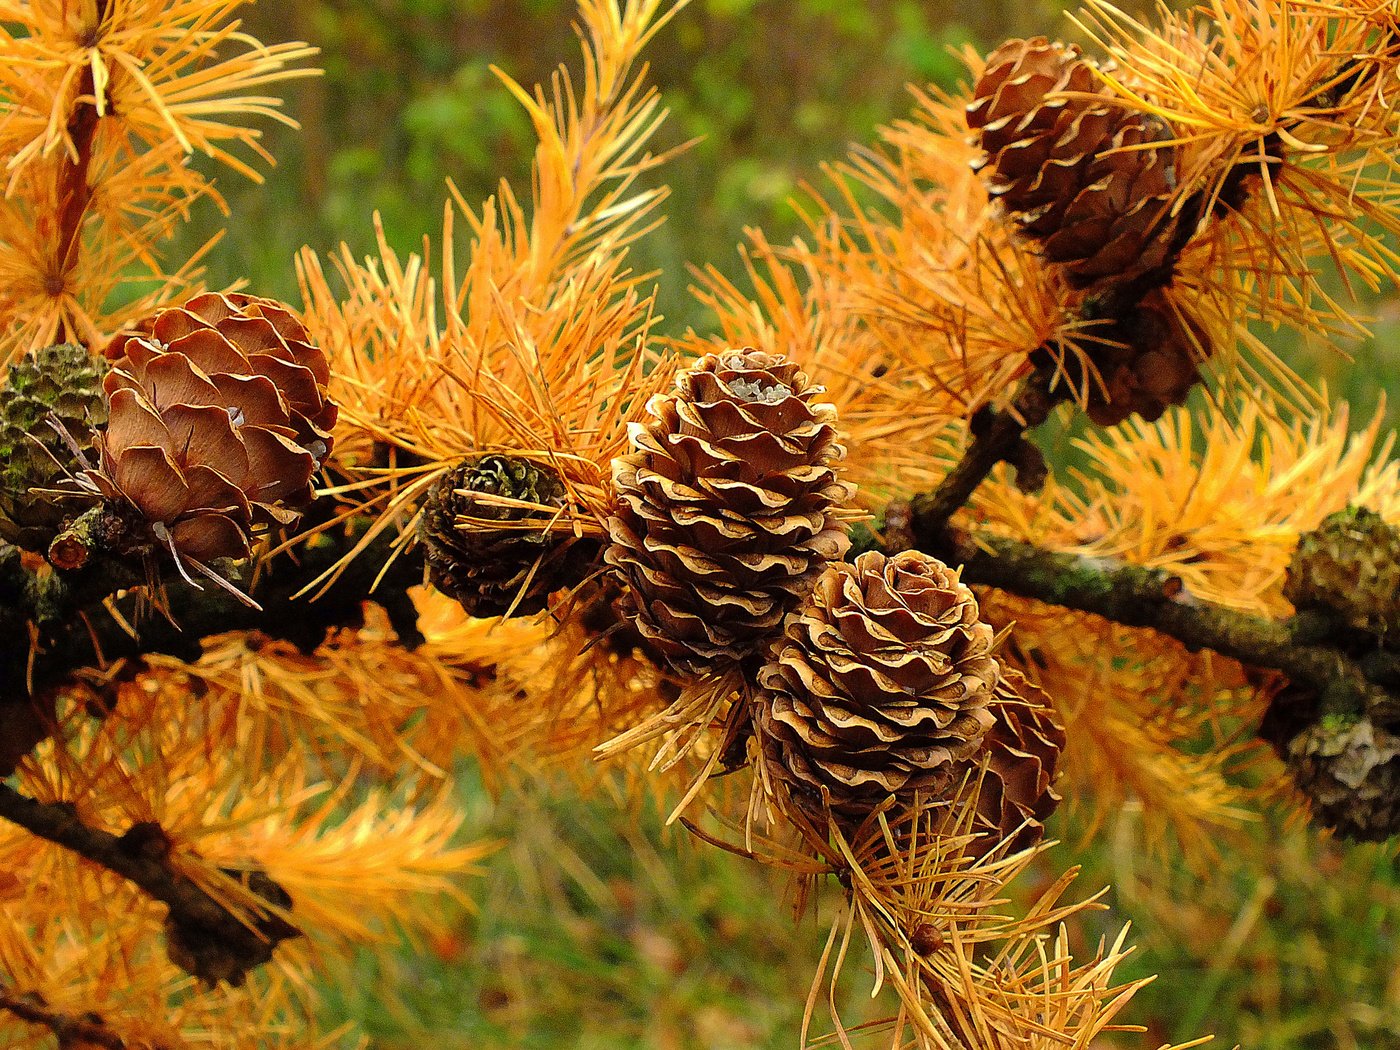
[753,550,999,822]
[1082,290,1203,426]
[1286,714,1400,842]
[82,293,337,563]
[963,667,1065,856]
[420,455,599,618]
[968,37,1181,290]
[606,350,853,678]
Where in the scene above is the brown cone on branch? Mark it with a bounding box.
[967,36,1182,291]
[605,349,853,678]
[962,666,1065,856]
[72,292,337,568]
[420,454,600,619]
[1081,289,1204,426]
[753,550,999,822]
[1286,714,1400,842]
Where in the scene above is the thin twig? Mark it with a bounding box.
[51,0,112,343]
[0,980,145,1049]
[908,371,1062,546]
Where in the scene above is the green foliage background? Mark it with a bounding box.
[191,1,1400,1045]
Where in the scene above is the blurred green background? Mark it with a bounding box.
[196,0,1400,1046]
[203,0,1066,334]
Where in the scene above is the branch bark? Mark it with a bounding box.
[907,371,1062,544]
[1,514,426,696]
[933,528,1400,721]
[49,0,112,343]
[0,511,426,783]
[0,784,297,988]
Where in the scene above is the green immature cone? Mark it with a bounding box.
[0,342,108,551]
[420,454,598,618]
[1284,506,1400,636]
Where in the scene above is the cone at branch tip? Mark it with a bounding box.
[967,666,1065,856]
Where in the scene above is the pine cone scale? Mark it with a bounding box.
[138,353,224,408]
[148,308,213,344]
[181,465,251,519]
[158,402,241,460]
[149,329,239,375]
[210,374,293,428]
[170,513,250,561]
[216,315,289,355]
[111,446,191,520]
[242,428,316,507]
[104,388,170,450]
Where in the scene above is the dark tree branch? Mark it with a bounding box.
[1,512,426,701]
[0,785,297,988]
[929,528,1400,722]
[0,506,426,789]
[0,503,437,984]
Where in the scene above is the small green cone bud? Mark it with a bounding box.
[0,343,108,551]
[1287,713,1400,842]
[420,455,599,618]
[1285,507,1400,635]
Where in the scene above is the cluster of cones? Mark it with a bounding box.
[605,349,1063,845]
[419,347,1066,848]
[0,269,1069,856]
[0,313,1066,850]
[414,350,1058,851]
[968,36,1204,425]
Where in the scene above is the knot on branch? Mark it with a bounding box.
[164,868,300,987]
[0,787,300,987]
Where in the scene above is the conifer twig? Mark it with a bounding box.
[0,980,143,1049]
[1,516,426,696]
[925,528,1400,719]
[50,0,111,344]
[908,370,1062,544]
[0,784,297,987]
